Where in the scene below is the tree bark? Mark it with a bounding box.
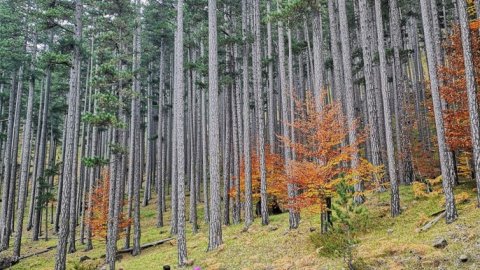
[419,0,458,223]
[457,0,480,207]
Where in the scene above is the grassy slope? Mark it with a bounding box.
[10,182,480,270]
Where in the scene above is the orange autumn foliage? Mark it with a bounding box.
[439,25,480,152]
[86,170,131,240]
[229,146,288,206]
[283,99,378,211]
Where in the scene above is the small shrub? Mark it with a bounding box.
[310,231,353,257]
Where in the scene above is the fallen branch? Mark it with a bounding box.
[1,237,174,268]
[117,237,174,254]
[18,245,57,260]
[419,210,446,232]
[0,245,57,268]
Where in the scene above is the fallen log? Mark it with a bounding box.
[117,237,174,254]
[1,237,174,268]
[419,210,446,232]
[0,245,56,268]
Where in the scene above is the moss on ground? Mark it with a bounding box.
[9,181,480,270]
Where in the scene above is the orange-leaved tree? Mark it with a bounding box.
[438,25,480,180]
[87,170,131,240]
[282,98,379,231]
[230,146,288,209]
[439,25,480,152]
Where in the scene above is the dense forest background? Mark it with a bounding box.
[0,0,480,269]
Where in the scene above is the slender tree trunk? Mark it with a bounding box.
[55,1,82,268]
[266,1,275,152]
[358,0,382,191]
[207,0,223,250]
[0,71,17,250]
[251,0,269,226]
[174,0,188,264]
[277,0,300,229]
[457,0,480,206]
[13,30,37,258]
[419,0,457,223]
[312,3,325,111]
[337,0,361,203]
[157,42,165,227]
[131,2,143,256]
[242,0,254,228]
[328,0,344,106]
[374,0,400,216]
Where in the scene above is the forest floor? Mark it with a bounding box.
[7,181,480,270]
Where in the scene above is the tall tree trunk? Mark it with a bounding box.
[207,0,223,251]
[242,0,254,228]
[312,3,325,111]
[328,0,344,106]
[457,0,480,206]
[252,0,269,226]
[131,1,143,256]
[174,0,188,264]
[419,0,457,223]
[277,0,300,229]
[13,30,37,258]
[0,71,18,250]
[55,1,82,268]
[266,1,275,152]
[358,0,382,190]
[338,0,362,203]
[157,42,165,227]
[374,0,400,216]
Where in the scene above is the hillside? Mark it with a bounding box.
[8,183,479,270]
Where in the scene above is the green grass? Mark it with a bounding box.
[10,181,480,269]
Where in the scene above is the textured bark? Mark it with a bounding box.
[328,0,344,106]
[419,0,457,223]
[157,43,165,227]
[242,0,254,228]
[68,54,82,254]
[358,0,382,190]
[174,0,188,264]
[222,80,231,226]
[29,38,52,232]
[374,0,400,216]
[277,2,299,229]
[266,1,275,152]
[131,2,142,256]
[201,76,209,224]
[232,58,241,224]
[189,47,198,233]
[144,63,154,207]
[338,0,361,202]
[252,0,269,226]
[312,4,325,112]
[457,0,480,206]
[13,31,37,258]
[207,0,223,251]
[0,71,17,250]
[54,1,82,268]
